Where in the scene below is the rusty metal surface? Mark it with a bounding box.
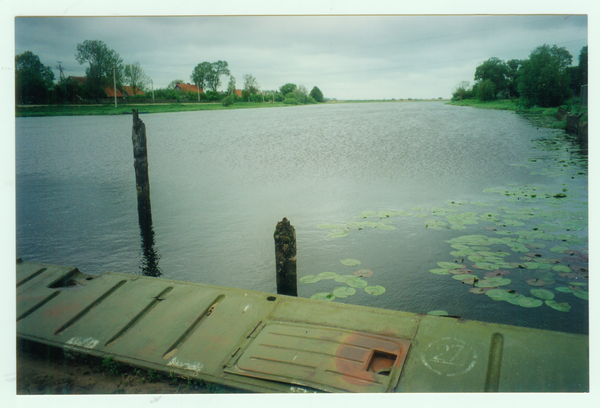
[16,260,589,393]
[224,322,410,392]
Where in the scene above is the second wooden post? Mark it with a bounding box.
[274,217,297,297]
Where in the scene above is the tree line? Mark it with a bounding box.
[15,39,325,106]
[452,44,587,108]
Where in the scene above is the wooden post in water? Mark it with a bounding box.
[274,217,297,297]
[132,109,152,228]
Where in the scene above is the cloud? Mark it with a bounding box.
[14,15,587,99]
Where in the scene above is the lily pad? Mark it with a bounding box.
[341,259,361,267]
[364,285,386,296]
[333,287,356,298]
[354,269,373,277]
[452,274,477,281]
[518,297,543,308]
[550,246,570,253]
[469,287,489,294]
[310,292,335,301]
[427,310,449,316]
[334,275,356,283]
[552,265,572,273]
[317,272,339,280]
[328,230,349,238]
[526,278,546,286]
[573,291,588,300]
[530,288,555,300]
[461,276,478,285]
[346,277,368,288]
[299,275,322,284]
[437,262,463,270]
[475,278,511,288]
[545,300,571,312]
[430,268,451,275]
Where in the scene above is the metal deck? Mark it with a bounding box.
[16,260,588,393]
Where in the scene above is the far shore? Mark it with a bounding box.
[15,99,450,118]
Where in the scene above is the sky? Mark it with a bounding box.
[11,12,589,100]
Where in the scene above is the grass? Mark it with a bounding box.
[16,101,289,117]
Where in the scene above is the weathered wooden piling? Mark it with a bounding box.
[132,109,152,228]
[274,217,297,297]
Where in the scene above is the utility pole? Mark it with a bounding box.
[113,67,117,108]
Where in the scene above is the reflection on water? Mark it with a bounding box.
[139,223,162,277]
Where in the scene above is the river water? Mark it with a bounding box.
[16,102,589,334]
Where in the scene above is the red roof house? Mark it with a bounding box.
[234,89,242,97]
[122,86,145,96]
[69,76,124,98]
[175,83,204,94]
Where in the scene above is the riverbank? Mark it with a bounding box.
[447,99,588,132]
[15,101,289,117]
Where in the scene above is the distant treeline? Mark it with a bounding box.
[15,39,326,106]
[452,44,587,108]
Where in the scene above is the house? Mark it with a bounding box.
[70,76,124,98]
[175,83,204,94]
[234,89,242,98]
[122,86,145,97]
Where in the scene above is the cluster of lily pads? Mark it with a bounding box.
[430,232,588,312]
[300,258,386,302]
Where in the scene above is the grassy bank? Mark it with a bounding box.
[446,99,584,130]
[16,101,288,117]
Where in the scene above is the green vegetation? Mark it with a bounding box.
[451,44,587,111]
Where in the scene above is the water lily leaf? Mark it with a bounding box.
[461,276,478,285]
[328,230,349,238]
[570,265,589,274]
[311,292,335,301]
[526,279,546,286]
[475,278,510,288]
[317,272,339,280]
[530,289,555,300]
[354,269,373,277]
[346,277,368,288]
[555,286,574,293]
[518,297,543,308]
[550,246,570,253]
[333,287,356,298]
[334,275,356,283]
[430,268,450,275]
[469,287,489,294]
[300,275,322,284]
[558,272,577,279]
[569,282,587,286]
[427,310,449,316]
[573,291,588,300]
[341,259,361,266]
[364,285,386,296]
[437,261,462,270]
[474,262,500,271]
[552,265,573,273]
[449,268,472,275]
[545,300,571,312]
[452,274,477,281]
[318,223,347,230]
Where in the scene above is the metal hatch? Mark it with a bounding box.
[224,321,410,393]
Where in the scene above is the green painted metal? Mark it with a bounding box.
[16,260,588,393]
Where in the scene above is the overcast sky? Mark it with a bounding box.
[13,13,588,100]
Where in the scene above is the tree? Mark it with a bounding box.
[207,60,230,92]
[15,51,55,104]
[227,75,236,95]
[243,74,260,97]
[167,79,185,89]
[476,79,496,101]
[279,83,296,96]
[505,59,522,98]
[123,61,150,94]
[518,44,573,107]
[75,40,123,102]
[452,81,471,101]
[294,85,308,103]
[474,57,508,98]
[190,62,212,91]
[309,86,324,102]
[577,45,588,92]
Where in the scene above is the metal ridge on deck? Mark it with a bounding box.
[16,260,588,393]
